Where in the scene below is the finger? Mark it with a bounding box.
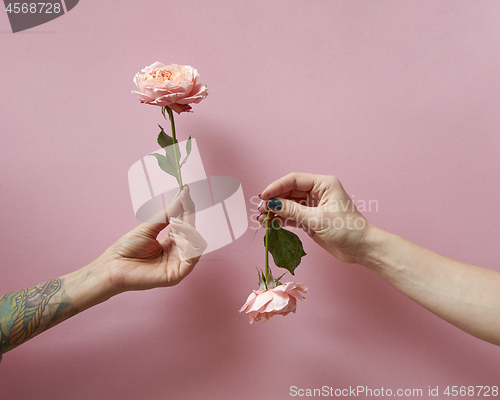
[260,172,324,200]
[265,197,316,229]
[169,217,205,245]
[256,212,265,225]
[286,190,311,199]
[257,199,266,213]
[271,216,316,237]
[177,185,196,227]
[138,188,191,239]
[165,186,189,218]
[256,211,272,227]
[257,196,318,214]
[256,213,304,228]
[169,225,207,261]
[272,216,306,229]
[255,213,315,239]
[169,217,187,240]
[169,232,202,257]
[169,237,199,282]
[134,207,170,239]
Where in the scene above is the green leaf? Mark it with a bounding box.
[266,222,306,275]
[186,135,192,156]
[164,142,181,168]
[180,136,192,167]
[157,125,174,148]
[149,153,180,184]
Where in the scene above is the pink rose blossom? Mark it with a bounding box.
[239,282,307,324]
[132,62,208,114]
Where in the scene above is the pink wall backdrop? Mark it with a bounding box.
[1,1,500,399]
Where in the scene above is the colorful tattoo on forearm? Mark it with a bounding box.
[0,278,64,353]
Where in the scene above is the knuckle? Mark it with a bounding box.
[326,175,338,184]
[286,201,301,221]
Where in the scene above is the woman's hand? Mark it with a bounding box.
[0,185,207,355]
[258,172,373,263]
[104,186,207,293]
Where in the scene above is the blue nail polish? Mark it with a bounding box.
[267,198,283,212]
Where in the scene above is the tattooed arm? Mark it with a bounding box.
[0,186,206,356]
[0,264,111,354]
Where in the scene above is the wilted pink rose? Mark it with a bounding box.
[239,282,307,324]
[132,62,208,114]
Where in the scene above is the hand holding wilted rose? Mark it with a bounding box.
[258,173,373,264]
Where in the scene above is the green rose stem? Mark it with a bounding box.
[265,210,272,287]
[164,106,184,190]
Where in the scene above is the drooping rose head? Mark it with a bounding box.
[239,282,307,324]
[132,62,208,114]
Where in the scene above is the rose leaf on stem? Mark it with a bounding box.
[149,153,181,186]
[266,221,306,275]
[180,136,192,167]
[157,125,174,148]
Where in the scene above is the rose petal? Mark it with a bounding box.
[266,290,289,312]
[286,289,307,301]
[247,289,273,313]
[294,283,309,292]
[169,103,192,114]
[144,61,167,72]
[131,90,154,103]
[246,311,259,324]
[283,295,297,313]
[239,292,257,312]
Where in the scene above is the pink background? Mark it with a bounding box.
[1,1,500,399]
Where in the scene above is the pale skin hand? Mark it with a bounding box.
[106,185,206,292]
[258,172,500,346]
[257,172,374,263]
[0,186,206,355]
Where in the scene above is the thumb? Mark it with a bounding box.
[266,198,315,228]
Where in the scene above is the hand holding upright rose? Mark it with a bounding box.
[133,62,208,114]
[130,62,208,282]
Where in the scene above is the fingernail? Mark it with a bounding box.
[267,198,283,212]
[184,184,189,194]
[256,213,262,221]
[258,192,262,199]
[258,199,264,209]
[170,217,183,224]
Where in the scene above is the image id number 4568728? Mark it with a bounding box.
[443,386,498,397]
[5,3,62,14]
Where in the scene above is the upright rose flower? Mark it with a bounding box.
[133,62,208,114]
[239,282,307,324]
[132,62,208,190]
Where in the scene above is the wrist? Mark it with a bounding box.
[59,254,119,311]
[354,223,391,268]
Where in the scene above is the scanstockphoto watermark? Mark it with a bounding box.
[249,195,379,231]
[290,385,423,397]
[290,385,499,397]
[3,0,80,33]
